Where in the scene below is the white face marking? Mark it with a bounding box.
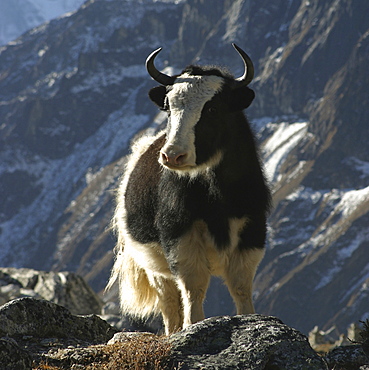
[161,73,224,169]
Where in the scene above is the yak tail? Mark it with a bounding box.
[107,244,160,320]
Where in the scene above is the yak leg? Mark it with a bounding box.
[175,222,211,329]
[149,275,183,335]
[176,268,210,329]
[224,248,265,315]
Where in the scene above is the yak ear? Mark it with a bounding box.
[229,86,255,111]
[148,86,167,109]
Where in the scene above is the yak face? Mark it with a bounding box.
[149,68,255,173]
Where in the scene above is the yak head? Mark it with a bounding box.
[147,44,255,173]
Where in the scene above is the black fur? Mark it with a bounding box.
[125,66,271,270]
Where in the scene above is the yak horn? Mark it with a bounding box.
[232,43,254,87]
[146,47,175,86]
[146,45,254,87]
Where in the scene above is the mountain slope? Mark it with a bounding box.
[0,0,368,334]
[0,0,182,285]
[253,0,369,333]
[0,0,85,46]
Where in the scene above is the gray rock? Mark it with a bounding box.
[0,297,366,370]
[0,271,22,287]
[0,297,117,343]
[325,345,369,369]
[108,331,155,344]
[102,300,120,316]
[169,314,328,370]
[0,268,102,315]
[0,337,32,370]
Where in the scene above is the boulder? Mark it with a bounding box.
[325,345,369,369]
[0,297,118,369]
[169,314,328,369]
[0,297,117,342]
[0,337,33,370]
[0,267,102,315]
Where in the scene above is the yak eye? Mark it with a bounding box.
[163,97,170,111]
[208,107,217,114]
[163,106,171,116]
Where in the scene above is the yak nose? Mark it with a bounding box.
[160,149,188,167]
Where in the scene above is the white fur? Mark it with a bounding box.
[160,74,224,168]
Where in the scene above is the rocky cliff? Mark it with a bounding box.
[0,0,368,335]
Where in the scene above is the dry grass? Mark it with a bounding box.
[33,333,179,370]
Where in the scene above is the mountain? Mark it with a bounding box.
[0,0,85,46]
[0,0,368,335]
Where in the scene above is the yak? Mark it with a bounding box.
[108,44,271,335]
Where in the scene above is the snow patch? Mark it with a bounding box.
[71,65,146,94]
[286,186,324,205]
[336,186,369,218]
[263,121,308,183]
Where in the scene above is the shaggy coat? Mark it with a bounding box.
[108,48,271,335]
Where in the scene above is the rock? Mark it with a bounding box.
[308,323,361,351]
[108,331,156,345]
[309,325,330,348]
[359,319,369,358]
[102,300,120,316]
[0,271,23,306]
[0,297,118,369]
[0,268,102,315]
[0,337,33,370]
[0,299,367,369]
[0,271,22,287]
[348,323,363,342]
[325,345,369,370]
[0,297,117,343]
[169,314,328,369]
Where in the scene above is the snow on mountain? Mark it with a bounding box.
[262,120,309,184]
[0,0,85,46]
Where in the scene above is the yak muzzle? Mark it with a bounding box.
[159,145,196,169]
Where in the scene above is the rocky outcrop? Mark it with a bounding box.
[0,297,116,342]
[0,298,118,369]
[1,298,368,369]
[325,345,369,370]
[0,268,102,315]
[168,315,327,369]
[0,267,164,334]
[0,337,33,370]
